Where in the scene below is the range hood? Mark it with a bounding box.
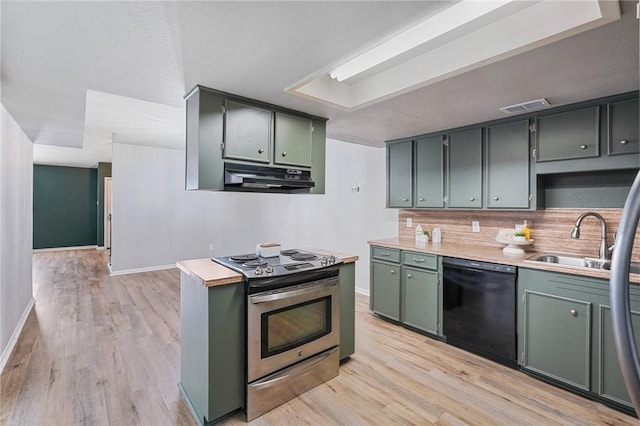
[224,163,315,193]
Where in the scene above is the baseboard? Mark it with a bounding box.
[33,245,97,253]
[0,297,35,374]
[109,264,176,276]
[355,287,370,297]
[96,246,106,251]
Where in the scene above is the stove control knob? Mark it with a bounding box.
[255,266,263,275]
[265,264,273,274]
[320,257,328,266]
[329,255,336,265]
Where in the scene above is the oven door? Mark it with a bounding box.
[247,276,340,383]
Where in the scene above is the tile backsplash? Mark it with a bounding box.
[398,208,640,261]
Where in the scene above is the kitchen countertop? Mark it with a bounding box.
[368,237,640,284]
[177,248,359,288]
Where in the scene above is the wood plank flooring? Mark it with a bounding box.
[1,249,638,425]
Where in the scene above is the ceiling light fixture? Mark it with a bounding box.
[500,98,551,115]
[328,0,515,83]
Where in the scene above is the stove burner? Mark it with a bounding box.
[244,260,268,268]
[280,249,300,256]
[230,254,258,262]
[290,253,318,261]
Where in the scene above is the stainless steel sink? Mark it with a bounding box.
[526,254,640,274]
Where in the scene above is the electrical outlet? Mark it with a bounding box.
[406,218,412,228]
[472,221,480,232]
[515,224,523,232]
[209,244,214,251]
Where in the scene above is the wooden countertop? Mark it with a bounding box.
[368,237,640,284]
[177,249,359,288]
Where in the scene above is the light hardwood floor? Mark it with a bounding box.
[1,249,638,425]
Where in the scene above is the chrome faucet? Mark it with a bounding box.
[571,212,610,260]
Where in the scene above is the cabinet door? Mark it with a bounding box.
[523,290,591,390]
[224,100,272,163]
[608,98,639,156]
[599,306,640,406]
[447,128,482,208]
[274,112,312,167]
[486,120,530,208]
[339,263,356,361]
[371,261,400,321]
[387,140,413,208]
[402,267,438,335]
[535,106,599,162]
[415,135,444,208]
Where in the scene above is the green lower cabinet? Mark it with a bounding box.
[599,306,640,406]
[179,273,244,424]
[522,290,591,390]
[339,262,356,360]
[401,266,439,335]
[519,267,640,413]
[371,260,400,321]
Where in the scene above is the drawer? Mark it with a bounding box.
[402,251,437,270]
[371,246,400,263]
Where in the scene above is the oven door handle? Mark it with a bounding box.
[250,279,337,304]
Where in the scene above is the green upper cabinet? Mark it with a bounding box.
[223,99,272,163]
[447,128,482,208]
[485,120,530,209]
[415,135,444,208]
[535,106,600,162]
[387,140,413,208]
[274,112,312,167]
[608,98,639,156]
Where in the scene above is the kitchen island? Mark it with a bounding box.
[176,249,358,425]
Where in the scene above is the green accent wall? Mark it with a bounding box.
[33,165,98,249]
[97,162,112,247]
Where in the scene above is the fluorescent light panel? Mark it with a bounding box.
[329,0,514,82]
[500,98,551,115]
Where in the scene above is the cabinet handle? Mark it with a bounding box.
[402,198,409,202]
[258,148,264,154]
[380,252,390,257]
[390,270,395,275]
[570,309,577,317]
[579,144,587,150]
[407,273,412,279]
[412,258,425,263]
[282,151,287,157]
[469,197,475,202]
[419,198,425,202]
[493,196,499,201]
[620,139,629,145]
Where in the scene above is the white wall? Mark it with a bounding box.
[0,104,34,366]
[111,138,397,292]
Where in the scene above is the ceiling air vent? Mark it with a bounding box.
[500,98,551,115]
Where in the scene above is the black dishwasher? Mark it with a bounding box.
[442,257,517,368]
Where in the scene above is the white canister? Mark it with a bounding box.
[432,227,442,244]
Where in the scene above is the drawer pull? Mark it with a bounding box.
[412,258,425,263]
[570,309,578,317]
[402,198,409,202]
[469,197,475,202]
[620,139,629,145]
[258,148,264,154]
[380,252,390,257]
[407,273,412,279]
[390,270,395,275]
[494,196,499,201]
[580,144,587,150]
[419,198,425,202]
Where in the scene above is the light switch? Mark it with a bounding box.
[406,218,413,228]
[472,221,480,232]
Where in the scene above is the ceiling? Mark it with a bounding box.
[1,1,638,168]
